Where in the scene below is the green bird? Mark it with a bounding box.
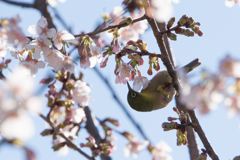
[127,58,201,112]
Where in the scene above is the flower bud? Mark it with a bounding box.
[147,66,153,75]
[167,17,175,29]
[178,15,188,26]
[167,32,177,41]
[162,122,178,131]
[41,129,54,136]
[52,142,66,151]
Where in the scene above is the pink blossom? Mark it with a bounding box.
[225,0,240,7]
[153,141,172,160]
[133,76,149,91]
[72,80,92,106]
[225,96,240,117]
[120,27,139,45]
[124,138,149,158]
[0,112,35,141]
[89,43,102,68]
[28,17,56,39]
[45,49,64,70]
[116,62,135,84]
[7,26,28,47]
[79,42,102,69]
[130,9,148,35]
[112,39,121,54]
[0,38,8,57]
[20,53,45,77]
[3,66,35,99]
[25,38,52,59]
[8,44,24,60]
[219,55,240,78]
[53,29,75,50]
[110,6,124,25]
[147,0,178,23]
[66,108,86,123]
[179,71,224,114]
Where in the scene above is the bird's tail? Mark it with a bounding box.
[177,58,201,74]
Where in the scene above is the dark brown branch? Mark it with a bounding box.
[93,67,151,143]
[176,97,199,160]
[74,15,147,38]
[0,0,33,8]
[39,114,95,160]
[145,15,181,93]
[157,21,199,159]
[188,110,219,160]
[145,11,219,160]
[84,107,111,160]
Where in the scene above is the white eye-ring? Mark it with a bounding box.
[131,92,136,98]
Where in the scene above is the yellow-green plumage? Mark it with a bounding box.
[127,58,201,112]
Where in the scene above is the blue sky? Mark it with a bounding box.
[0,0,240,160]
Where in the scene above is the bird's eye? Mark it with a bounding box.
[131,92,136,98]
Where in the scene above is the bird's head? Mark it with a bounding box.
[127,82,154,112]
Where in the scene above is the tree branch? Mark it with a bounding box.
[74,15,147,38]
[157,21,199,160]
[84,106,112,160]
[145,12,219,160]
[0,0,34,8]
[39,113,95,160]
[188,110,219,160]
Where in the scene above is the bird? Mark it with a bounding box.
[127,58,201,112]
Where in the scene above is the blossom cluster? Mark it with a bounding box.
[179,55,240,120]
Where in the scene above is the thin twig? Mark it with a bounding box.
[39,113,95,160]
[74,15,147,37]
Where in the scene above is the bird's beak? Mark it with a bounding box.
[127,81,132,91]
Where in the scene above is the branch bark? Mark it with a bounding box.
[145,14,219,160]
[39,114,95,160]
[157,21,199,160]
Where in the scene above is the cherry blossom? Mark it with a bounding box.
[45,49,75,73]
[0,67,42,141]
[66,108,86,123]
[124,138,149,158]
[130,9,148,35]
[133,76,149,91]
[28,17,56,39]
[153,141,172,160]
[115,62,135,84]
[72,80,92,106]
[110,6,124,25]
[112,39,121,54]
[179,71,224,114]
[53,29,75,50]
[0,111,35,141]
[219,55,240,78]
[8,44,24,60]
[19,54,45,77]
[225,96,240,117]
[25,38,52,59]
[147,0,179,23]
[225,0,240,7]
[0,38,8,57]
[79,42,102,69]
